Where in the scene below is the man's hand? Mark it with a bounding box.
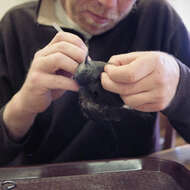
[3,32,87,139]
[18,31,87,114]
[101,51,180,112]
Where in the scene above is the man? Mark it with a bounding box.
[0,0,190,166]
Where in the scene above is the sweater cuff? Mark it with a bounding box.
[0,105,26,165]
[162,59,190,123]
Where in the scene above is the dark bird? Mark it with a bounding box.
[74,56,152,123]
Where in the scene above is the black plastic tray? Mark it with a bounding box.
[0,158,190,190]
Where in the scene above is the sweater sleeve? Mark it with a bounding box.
[161,18,190,142]
[0,16,27,165]
[162,60,190,143]
[0,6,59,166]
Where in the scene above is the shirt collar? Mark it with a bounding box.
[37,0,92,40]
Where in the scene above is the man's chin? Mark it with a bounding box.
[82,24,115,35]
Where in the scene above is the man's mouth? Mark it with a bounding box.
[84,11,111,25]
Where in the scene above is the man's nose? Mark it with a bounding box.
[98,0,117,8]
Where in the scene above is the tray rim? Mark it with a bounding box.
[0,157,189,180]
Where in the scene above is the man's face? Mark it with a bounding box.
[61,0,137,35]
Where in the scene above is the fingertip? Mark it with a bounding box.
[104,64,115,73]
[101,72,111,88]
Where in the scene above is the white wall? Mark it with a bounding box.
[169,0,190,30]
[0,0,189,30]
[0,0,35,20]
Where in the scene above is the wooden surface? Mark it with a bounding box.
[151,144,190,169]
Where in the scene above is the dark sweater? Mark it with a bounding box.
[0,0,190,166]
